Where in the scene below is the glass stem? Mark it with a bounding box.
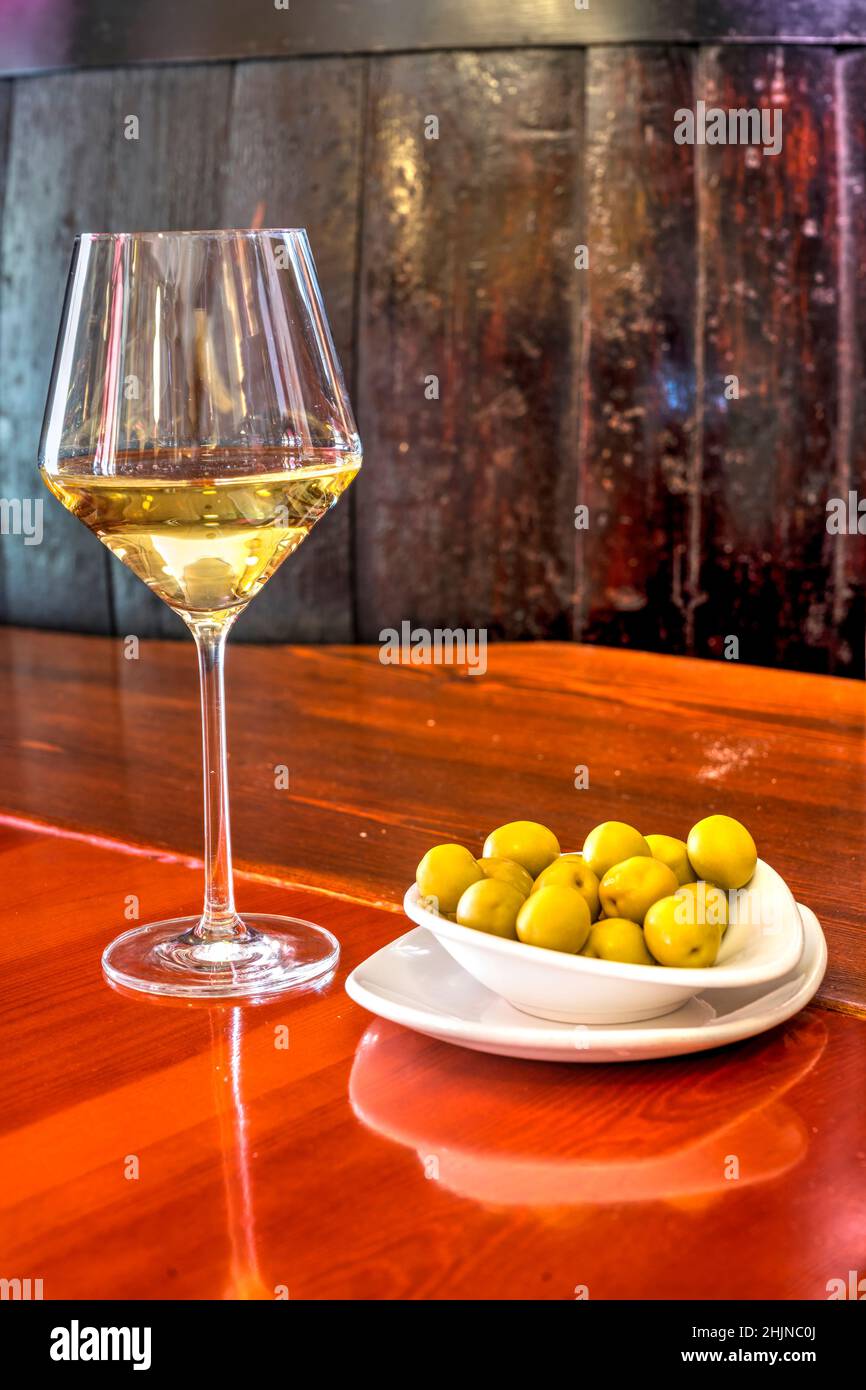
[192,619,244,941]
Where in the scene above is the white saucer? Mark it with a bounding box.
[345,904,827,1063]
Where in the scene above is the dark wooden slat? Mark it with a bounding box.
[696,45,840,673]
[0,79,12,621]
[4,0,866,77]
[835,51,866,679]
[220,58,365,643]
[356,50,583,641]
[0,72,116,633]
[577,47,697,655]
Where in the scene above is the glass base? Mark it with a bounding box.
[102,914,339,1000]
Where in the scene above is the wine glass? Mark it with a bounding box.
[39,230,361,998]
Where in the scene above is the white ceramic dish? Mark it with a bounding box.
[345,903,826,1063]
[402,858,803,1024]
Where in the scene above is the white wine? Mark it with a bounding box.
[45,450,359,620]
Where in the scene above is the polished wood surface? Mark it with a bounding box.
[0,631,864,1298]
[1,628,863,1008]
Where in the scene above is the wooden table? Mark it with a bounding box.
[0,628,864,1299]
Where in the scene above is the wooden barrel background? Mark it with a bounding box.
[0,3,863,675]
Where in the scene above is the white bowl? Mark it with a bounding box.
[402,858,804,1024]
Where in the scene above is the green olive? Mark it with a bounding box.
[599,856,679,924]
[583,917,655,966]
[456,878,524,938]
[476,856,534,899]
[482,821,560,879]
[516,885,591,954]
[416,843,483,915]
[687,815,757,890]
[532,855,600,921]
[644,894,721,968]
[582,821,651,879]
[645,833,697,887]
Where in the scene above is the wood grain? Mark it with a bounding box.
[355,50,583,641]
[0,630,863,1014]
[696,46,841,674]
[578,47,697,655]
[220,58,365,643]
[0,72,117,633]
[835,50,866,678]
[0,819,863,1299]
[0,77,11,620]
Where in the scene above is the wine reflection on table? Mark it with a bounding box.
[349,1013,827,1210]
[106,970,335,1298]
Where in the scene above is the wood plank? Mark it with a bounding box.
[835,50,866,679]
[0,78,12,620]
[577,47,697,655]
[0,820,864,1298]
[0,629,863,1014]
[355,50,583,641]
[696,45,841,673]
[0,72,117,633]
[220,57,365,643]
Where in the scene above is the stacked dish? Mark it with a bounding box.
[347,817,826,1062]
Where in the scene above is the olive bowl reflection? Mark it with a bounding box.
[348,1013,827,1209]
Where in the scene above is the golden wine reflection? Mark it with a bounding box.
[107,971,335,1299]
[349,1014,827,1211]
[209,1007,271,1301]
